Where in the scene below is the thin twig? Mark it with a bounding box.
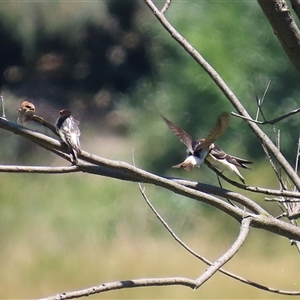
[216,174,236,207]
[255,96,261,121]
[161,0,171,14]
[203,161,300,199]
[231,112,263,124]
[295,133,300,174]
[255,80,270,121]
[265,197,300,203]
[276,212,288,219]
[138,183,204,259]
[232,107,300,125]
[194,217,252,289]
[0,95,6,119]
[204,160,246,187]
[261,142,287,190]
[270,109,300,124]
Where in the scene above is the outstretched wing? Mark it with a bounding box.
[161,114,195,153]
[196,112,229,151]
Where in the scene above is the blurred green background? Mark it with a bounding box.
[1,1,300,298]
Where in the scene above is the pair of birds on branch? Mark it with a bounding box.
[161,112,252,184]
[17,101,252,183]
[17,101,81,164]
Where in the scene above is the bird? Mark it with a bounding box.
[162,112,252,183]
[162,112,230,171]
[55,109,81,164]
[205,143,252,184]
[17,100,58,138]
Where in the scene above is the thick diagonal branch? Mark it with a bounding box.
[258,0,300,74]
[143,0,300,191]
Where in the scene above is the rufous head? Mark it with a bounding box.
[19,101,35,113]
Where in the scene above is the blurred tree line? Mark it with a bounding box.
[1,1,300,173]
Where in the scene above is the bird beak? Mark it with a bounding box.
[25,108,35,114]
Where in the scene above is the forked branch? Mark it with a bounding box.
[143,0,300,191]
[194,217,252,289]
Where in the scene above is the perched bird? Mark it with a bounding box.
[17,100,58,138]
[162,112,230,171]
[55,109,81,164]
[205,143,252,184]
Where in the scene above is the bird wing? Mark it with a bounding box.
[210,144,252,169]
[196,112,230,151]
[209,144,227,160]
[225,154,253,169]
[60,117,81,151]
[161,115,195,153]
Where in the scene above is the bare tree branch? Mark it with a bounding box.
[161,0,171,14]
[1,117,300,241]
[258,0,300,74]
[203,159,300,199]
[255,80,271,121]
[40,277,196,300]
[39,274,300,300]
[3,1,300,298]
[138,183,203,257]
[194,217,252,289]
[0,117,72,162]
[232,107,300,125]
[261,142,287,190]
[1,159,300,204]
[39,184,300,300]
[144,0,300,191]
[0,165,79,174]
[265,197,300,203]
[138,184,300,295]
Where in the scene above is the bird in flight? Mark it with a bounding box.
[55,109,81,164]
[162,112,230,171]
[162,112,252,183]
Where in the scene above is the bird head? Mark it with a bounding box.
[59,109,72,117]
[19,101,35,114]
